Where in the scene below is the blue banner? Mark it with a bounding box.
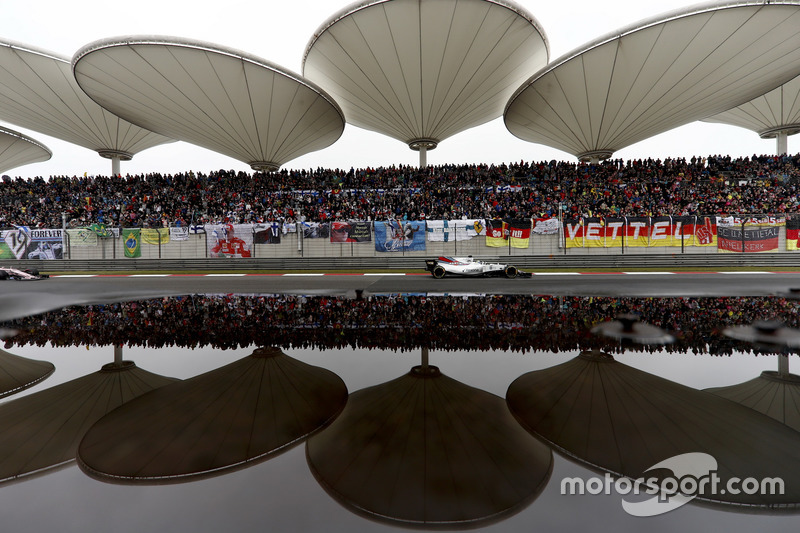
[375,220,426,252]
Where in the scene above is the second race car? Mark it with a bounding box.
[0,267,49,280]
[425,256,531,279]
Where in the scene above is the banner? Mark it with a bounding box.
[426,220,454,242]
[508,218,531,248]
[604,217,626,247]
[427,219,486,241]
[1,228,64,260]
[670,216,696,247]
[142,228,169,245]
[691,216,717,247]
[788,216,800,251]
[88,223,112,237]
[1,227,31,260]
[532,218,559,235]
[206,224,252,257]
[254,223,282,244]
[625,217,650,247]
[458,219,486,240]
[375,220,425,252]
[169,227,189,242]
[648,216,674,247]
[485,219,507,248]
[718,225,780,253]
[561,216,723,248]
[563,218,584,248]
[122,228,141,258]
[66,228,98,247]
[330,221,371,243]
[301,222,329,239]
[508,219,532,248]
[583,217,604,248]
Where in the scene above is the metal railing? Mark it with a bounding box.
[14,253,800,273]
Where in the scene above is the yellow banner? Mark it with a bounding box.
[142,228,170,245]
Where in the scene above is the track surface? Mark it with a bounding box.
[2,270,800,322]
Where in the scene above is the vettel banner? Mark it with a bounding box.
[563,216,719,248]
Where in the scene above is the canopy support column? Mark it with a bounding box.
[777,132,788,155]
[779,353,790,376]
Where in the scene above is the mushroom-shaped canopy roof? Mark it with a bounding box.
[73,36,345,172]
[77,347,347,483]
[506,351,800,508]
[505,1,800,162]
[0,126,51,174]
[703,74,800,139]
[707,370,800,432]
[0,360,176,484]
[0,347,54,399]
[307,365,553,528]
[302,0,549,151]
[0,39,172,161]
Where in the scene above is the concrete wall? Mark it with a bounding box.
[60,226,791,261]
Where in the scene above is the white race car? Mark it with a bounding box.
[425,256,531,279]
[0,267,49,280]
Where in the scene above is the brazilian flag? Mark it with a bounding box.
[122,228,141,258]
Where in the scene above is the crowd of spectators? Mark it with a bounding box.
[3,293,794,356]
[2,152,800,229]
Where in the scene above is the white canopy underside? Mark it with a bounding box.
[704,75,800,137]
[505,1,800,160]
[0,126,51,174]
[0,40,171,158]
[73,38,345,170]
[302,0,549,148]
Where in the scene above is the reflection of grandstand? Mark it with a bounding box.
[3,294,794,355]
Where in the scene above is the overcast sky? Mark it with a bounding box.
[2,0,795,179]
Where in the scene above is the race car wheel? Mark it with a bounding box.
[0,271,8,280]
[504,265,518,279]
[432,265,446,279]
[25,269,39,276]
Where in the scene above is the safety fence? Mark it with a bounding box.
[2,215,799,265]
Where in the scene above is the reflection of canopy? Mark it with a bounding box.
[505,1,800,161]
[506,351,800,508]
[0,39,171,162]
[0,347,54,399]
[707,370,800,432]
[591,314,674,345]
[72,37,345,172]
[78,347,347,483]
[0,126,51,175]
[303,0,548,155]
[0,361,176,483]
[307,365,553,528]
